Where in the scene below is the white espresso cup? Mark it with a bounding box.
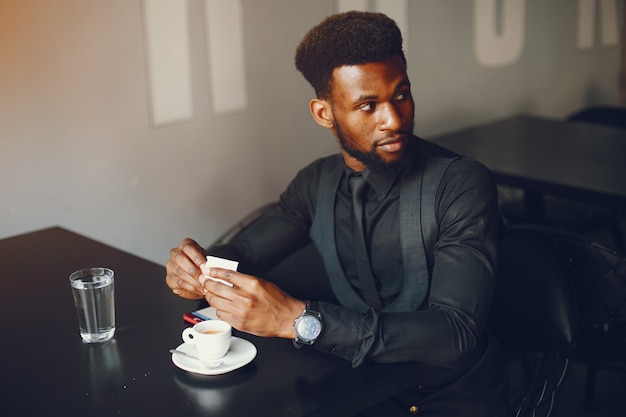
[182,320,232,361]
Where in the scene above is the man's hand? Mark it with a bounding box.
[165,238,208,300]
[203,268,305,339]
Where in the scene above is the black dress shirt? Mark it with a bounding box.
[336,168,403,307]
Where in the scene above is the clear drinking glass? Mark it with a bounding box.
[69,267,115,343]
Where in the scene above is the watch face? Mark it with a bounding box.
[296,315,322,341]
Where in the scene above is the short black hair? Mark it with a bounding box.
[295,11,406,99]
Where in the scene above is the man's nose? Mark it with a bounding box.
[379,103,403,131]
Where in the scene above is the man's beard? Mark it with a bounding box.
[335,119,409,174]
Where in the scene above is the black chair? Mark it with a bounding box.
[489,224,577,417]
[499,105,626,253]
[210,202,276,248]
[208,201,334,302]
[527,225,626,412]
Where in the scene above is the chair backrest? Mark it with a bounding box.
[210,202,277,248]
[264,242,335,302]
[534,228,626,362]
[489,225,578,417]
[489,225,577,353]
[208,202,335,302]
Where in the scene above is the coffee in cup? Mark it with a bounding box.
[182,320,232,362]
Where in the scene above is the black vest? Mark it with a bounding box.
[309,141,458,313]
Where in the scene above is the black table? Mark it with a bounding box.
[433,114,626,215]
[0,227,420,417]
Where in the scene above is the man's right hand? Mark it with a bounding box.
[165,238,208,300]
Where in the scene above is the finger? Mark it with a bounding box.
[203,277,237,301]
[166,248,204,294]
[200,268,238,290]
[204,288,236,322]
[205,268,250,287]
[172,245,203,279]
[181,238,207,267]
[203,271,264,316]
[165,276,203,300]
[169,287,203,300]
[202,275,234,288]
[165,267,203,298]
[211,308,238,330]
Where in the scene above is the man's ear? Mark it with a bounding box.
[309,98,334,129]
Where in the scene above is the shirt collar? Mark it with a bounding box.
[343,136,418,199]
[361,168,398,199]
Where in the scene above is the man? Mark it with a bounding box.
[166,11,507,416]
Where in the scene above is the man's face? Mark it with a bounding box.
[327,55,415,172]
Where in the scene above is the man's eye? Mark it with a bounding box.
[359,103,374,111]
[395,92,407,101]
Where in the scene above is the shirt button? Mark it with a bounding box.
[409,405,419,414]
[416,384,425,391]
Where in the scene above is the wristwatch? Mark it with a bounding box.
[293,301,322,347]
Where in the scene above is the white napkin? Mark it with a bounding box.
[200,256,239,287]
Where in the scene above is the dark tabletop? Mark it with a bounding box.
[433,114,626,209]
[0,227,420,417]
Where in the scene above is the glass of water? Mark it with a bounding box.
[69,268,115,343]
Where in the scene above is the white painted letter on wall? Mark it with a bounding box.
[578,0,620,50]
[473,0,526,69]
[375,0,409,55]
[205,0,248,114]
[599,0,619,46]
[335,0,409,56]
[142,0,193,126]
[336,0,367,13]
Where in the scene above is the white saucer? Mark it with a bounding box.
[171,337,257,375]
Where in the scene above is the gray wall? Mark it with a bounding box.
[0,0,622,264]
